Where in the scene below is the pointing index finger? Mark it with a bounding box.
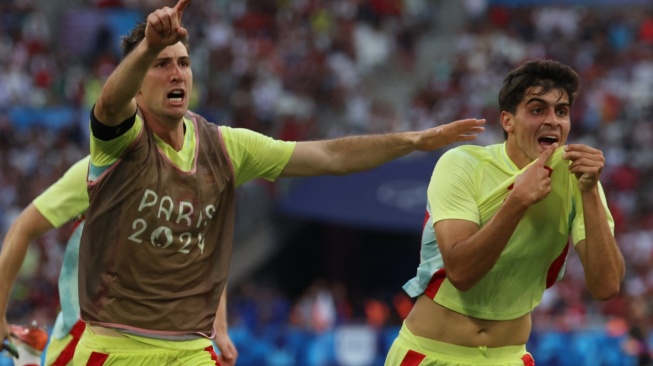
[536,143,558,166]
[174,0,191,14]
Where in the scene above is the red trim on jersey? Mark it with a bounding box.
[70,216,85,234]
[544,166,552,177]
[424,268,447,300]
[86,352,109,365]
[546,242,570,289]
[521,353,535,365]
[400,349,426,366]
[205,345,222,365]
[422,210,430,229]
[51,320,86,366]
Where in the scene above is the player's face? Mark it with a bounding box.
[138,42,193,124]
[501,87,571,169]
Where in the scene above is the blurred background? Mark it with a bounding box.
[1,0,653,365]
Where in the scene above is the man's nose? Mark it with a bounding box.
[171,65,182,82]
[544,109,561,126]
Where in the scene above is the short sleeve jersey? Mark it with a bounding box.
[33,156,90,227]
[403,143,614,320]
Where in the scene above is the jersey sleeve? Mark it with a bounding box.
[220,126,296,187]
[32,156,90,228]
[88,115,142,181]
[428,148,481,225]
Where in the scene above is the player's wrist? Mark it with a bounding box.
[137,38,166,59]
[505,189,534,211]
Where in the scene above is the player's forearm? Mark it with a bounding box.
[446,195,529,291]
[284,132,418,177]
[0,229,33,315]
[95,40,160,126]
[327,132,419,174]
[579,188,624,300]
[0,205,55,315]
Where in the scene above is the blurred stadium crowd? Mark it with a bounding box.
[2,0,653,364]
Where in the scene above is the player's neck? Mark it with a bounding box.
[141,109,186,151]
[504,140,532,170]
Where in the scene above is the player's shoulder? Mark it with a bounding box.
[441,144,494,163]
[184,110,213,127]
[184,110,225,138]
[64,155,91,181]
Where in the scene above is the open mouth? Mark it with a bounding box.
[538,135,559,147]
[167,89,185,104]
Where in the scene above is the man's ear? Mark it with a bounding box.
[500,111,513,134]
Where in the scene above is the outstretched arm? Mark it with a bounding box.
[0,205,54,351]
[280,118,485,177]
[213,286,238,366]
[94,0,190,126]
[564,144,624,300]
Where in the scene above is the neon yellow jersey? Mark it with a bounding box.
[403,143,614,320]
[89,114,295,185]
[32,156,90,228]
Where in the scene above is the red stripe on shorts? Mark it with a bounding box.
[424,268,446,299]
[522,353,535,366]
[205,345,222,366]
[86,352,109,366]
[51,320,86,366]
[400,350,426,366]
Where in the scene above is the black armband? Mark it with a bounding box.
[90,105,137,141]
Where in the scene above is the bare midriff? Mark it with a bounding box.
[405,295,531,348]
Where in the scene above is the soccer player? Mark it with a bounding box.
[385,59,625,365]
[73,0,485,364]
[0,156,238,365]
